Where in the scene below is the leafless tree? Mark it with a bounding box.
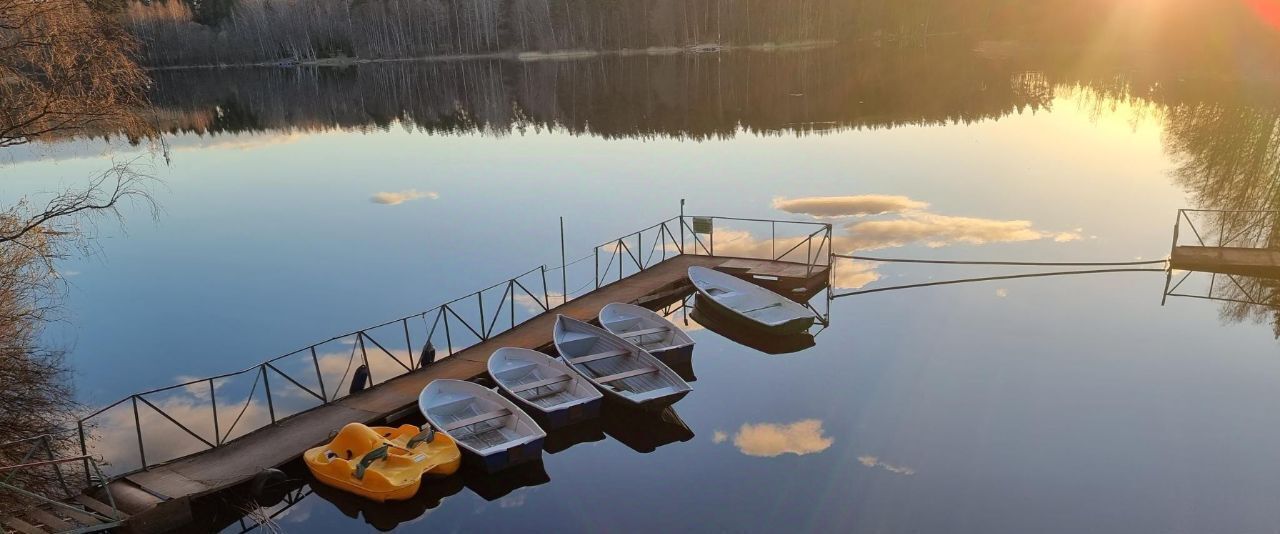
[0,0,157,508]
[0,164,157,511]
[0,0,149,146]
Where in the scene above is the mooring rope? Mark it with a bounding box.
[834,254,1169,267]
[833,268,1166,298]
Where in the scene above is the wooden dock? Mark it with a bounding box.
[105,255,829,532]
[1169,246,1280,279]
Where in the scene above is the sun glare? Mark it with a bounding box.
[1248,0,1280,31]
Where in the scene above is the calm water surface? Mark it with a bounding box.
[4,42,1280,532]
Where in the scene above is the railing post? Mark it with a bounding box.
[509,282,515,329]
[209,379,220,446]
[131,396,146,470]
[477,292,486,340]
[710,219,715,257]
[679,199,685,254]
[403,318,414,370]
[311,346,327,402]
[662,224,668,261]
[772,221,776,259]
[541,265,551,308]
[77,421,89,485]
[443,307,453,357]
[357,332,372,385]
[594,247,600,290]
[827,224,833,265]
[262,365,276,424]
[807,235,814,274]
[44,435,70,498]
[560,217,568,304]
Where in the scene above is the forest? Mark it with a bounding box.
[118,0,1280,68]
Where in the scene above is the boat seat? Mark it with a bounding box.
[442,409,511,432]
[510,374,572,393]
[619,327,668,338]
[557,331,600,355]
[597,367,658,383]
[568,349,628,364]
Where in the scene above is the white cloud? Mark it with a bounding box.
[370,189,440,205]
[831,259,881,290]
[498,492,527,509]
[712,430,728,444]
[171,132,305,153]
[89,390,271,472]
[730,419,833,458]
[772,195,929,218]
[858,455,916,475]
[514,291,570,313]
[995,288,1009,298]
[842,213,1077,251]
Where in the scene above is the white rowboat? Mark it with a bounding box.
[553,315,692,411]
[418,379,546,473]
[599,303,695,368]
[687,266,815,335]
[488,347,603,428]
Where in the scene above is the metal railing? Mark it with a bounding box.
[1172,209,1280,249]
[77,212,836,480]
[1165,209,1280,308]
[0,449,121,530]
[78,266,557,477]
[592,215,833,290]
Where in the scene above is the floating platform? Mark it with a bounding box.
[106,255,830,532]
[1169,246,1280,279]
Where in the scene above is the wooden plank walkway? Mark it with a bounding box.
[1170,246,1280,279]
[108,255,829,531]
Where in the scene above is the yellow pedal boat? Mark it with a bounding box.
[304,422,462,502]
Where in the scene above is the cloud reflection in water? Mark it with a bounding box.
[718,419,834,458]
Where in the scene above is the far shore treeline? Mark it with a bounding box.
[106,0,1280,68]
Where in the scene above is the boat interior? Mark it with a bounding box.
[557,327,681,401]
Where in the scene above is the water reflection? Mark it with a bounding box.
[722,419,834,458]
[461,460,551,502]
[772,195,928,218]
[689,297,816,355]
[601,404,694,454]
[542,419,605,455]
[369,189,439,206]
[51,42,1056,149]
[842,213,1083,251]
[310,475,465,532]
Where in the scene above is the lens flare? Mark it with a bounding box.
[1247,0,1280,31]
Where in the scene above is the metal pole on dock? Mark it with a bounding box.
[560,217,567,307]
[680,199,685,253]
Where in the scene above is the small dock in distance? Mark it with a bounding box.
[1166,209,1280,280]
[1168,246,1280,279]
[106,252,830,532]
[1163,209,1280,307]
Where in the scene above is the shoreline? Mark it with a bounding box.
[144,40,839,72]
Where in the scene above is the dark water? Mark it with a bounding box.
[6,34,1280,532]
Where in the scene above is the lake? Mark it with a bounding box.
[4,39,1280,532]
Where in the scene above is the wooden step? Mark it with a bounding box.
[2,516,47,534]
[567,350,628,365]
[72,495,122,521]
[22,510,69,533]
[441,409,511,432]
[53,506,101,527]
[596,367,658,384]
[618,327,668,338]
[510,375,571,394]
